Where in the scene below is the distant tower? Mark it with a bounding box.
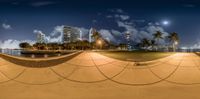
[37,32,46,43]
[89,28,96,43]
[63,26,80,43]
[79,30,82,41]
[125,31,131,50]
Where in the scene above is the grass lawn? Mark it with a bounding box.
[98,51,175,62]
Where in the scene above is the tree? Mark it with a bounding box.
[62,43,69,50]
[91,31,101,41]
[82,40,90,50]
[51,43,59,50]
[168,32,179,52]
[33,43,46,50]
[141,38,151,51]
[118,43,127,50]
[91,31,102,49]
[150,40,156,51]
[19,42,31,50]
[153,31,164,51]
[68,42,76,50]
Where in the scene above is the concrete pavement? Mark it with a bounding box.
[0,52,200,99]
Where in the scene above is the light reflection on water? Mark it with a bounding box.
[31,54,35,58]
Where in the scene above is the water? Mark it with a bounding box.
[0,49,71,58]
[0,49,21,56]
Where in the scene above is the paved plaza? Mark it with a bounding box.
[0,51,200,99]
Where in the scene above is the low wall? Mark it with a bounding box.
[0,51,82,68]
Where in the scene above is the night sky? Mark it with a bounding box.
[0,0,200,48]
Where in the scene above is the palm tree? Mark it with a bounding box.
[150,40,156,51]
[33,43,47,50]
[168,32,179,52]
[141,38,151,51]
[153,31,163,51]
[91,31,101,41]
[19,42,31,50]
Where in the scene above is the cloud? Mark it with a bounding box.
[0,39,20,49]
[111,30,121,37]
[99,29,117,43]
[30,1,55,7]
[33,25,64,43]
[113,14,130,20]
[107,8,168,44]
[134,20,146,23]
[50,25,64,37]
[0,39,35,49]
[147,24,166,35]
[116,9,124,13]
[40,26,63,43]
[116,18,169,44]
[191,43,200,49]
[106,15,113,18]
[108,8,124,13]
[92,20,97,23]
[119,15,130,20]
[190,39,200,49]
[33,29,43,34]
[117,21,137,33]
[2,23,11,30]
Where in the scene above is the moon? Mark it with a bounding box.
[162,20,169,25]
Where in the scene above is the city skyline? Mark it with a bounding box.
[1,0,200,49]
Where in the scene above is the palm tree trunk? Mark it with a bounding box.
[173,43,175,52]
[156,39,159,52]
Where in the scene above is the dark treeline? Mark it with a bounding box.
[19,31,179,51]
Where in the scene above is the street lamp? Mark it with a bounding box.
[173,41,178,52]
[174,41,178,45]
[97,40,102,50]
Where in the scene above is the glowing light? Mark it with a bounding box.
[162,20,169,25]
[97,40,102,49]
[97,40,102,45]
[174,41,178,45]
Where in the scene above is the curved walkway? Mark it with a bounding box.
[0,51,200,99]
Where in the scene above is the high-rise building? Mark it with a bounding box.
[36,32,46,43]
[63,26,80,43]
[125,31,131,50]
[89,28,96,43]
